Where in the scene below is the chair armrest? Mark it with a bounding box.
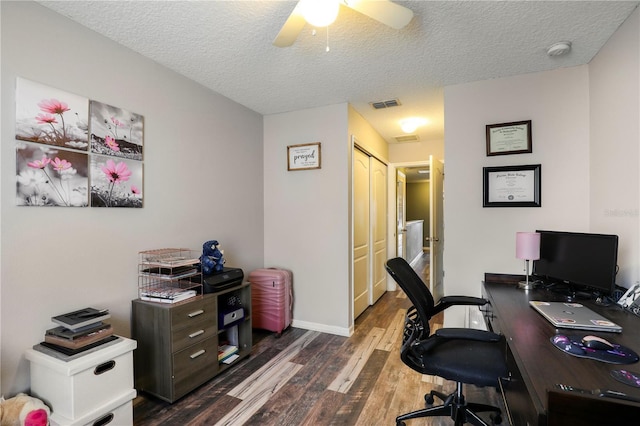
[432,296,488,315]
[434,327,502,343]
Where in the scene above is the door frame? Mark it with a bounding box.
[396,170,407,260]
[386,160,432,291]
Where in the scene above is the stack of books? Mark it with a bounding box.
[43,308,115,355]
[218,343,239,364]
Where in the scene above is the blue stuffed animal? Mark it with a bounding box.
[201,240,225,275]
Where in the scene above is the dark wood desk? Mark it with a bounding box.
[482,276,640,425]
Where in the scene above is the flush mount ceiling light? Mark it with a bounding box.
[547,41,572,57]
[400,117,428,134]
[299,0,340,27]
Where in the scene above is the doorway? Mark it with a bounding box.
[391,158,444,300]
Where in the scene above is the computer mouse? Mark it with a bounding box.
[582,335,615,350]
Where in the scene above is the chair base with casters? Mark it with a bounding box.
[396,382,502,426]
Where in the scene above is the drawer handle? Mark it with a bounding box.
[189,329,205,338]
[190,349,206,359]
[188,309,204,318]
[93,413,114,426]
[94,360,116,375]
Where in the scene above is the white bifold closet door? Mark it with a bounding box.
[353,147,387,320]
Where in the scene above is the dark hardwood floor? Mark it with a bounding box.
[133,253,505,425]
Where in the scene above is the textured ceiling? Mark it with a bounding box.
[37,1,639,144]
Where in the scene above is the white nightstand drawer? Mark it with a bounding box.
[26,337,136,421]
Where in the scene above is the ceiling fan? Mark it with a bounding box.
[273,0,414,48]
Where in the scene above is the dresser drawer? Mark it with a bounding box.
[170,297,216,332]
[172,337,218,399]
[171,317,218,353]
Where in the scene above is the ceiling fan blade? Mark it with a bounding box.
[345,0,414,29]
[273,3,307,47]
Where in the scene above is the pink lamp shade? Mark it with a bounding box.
[516,232,540,260]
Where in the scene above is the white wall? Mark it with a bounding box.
[1,2,264,394]
[444,66,591,326]
[264,104,351,335]
[589,8,640,289]
[263,103,391,336]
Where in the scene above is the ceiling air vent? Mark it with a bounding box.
[370,98,401,109]
[394,134,420,143]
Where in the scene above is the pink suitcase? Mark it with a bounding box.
[249,268,293,337]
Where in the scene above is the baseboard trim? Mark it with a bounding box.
[291,319,353,337]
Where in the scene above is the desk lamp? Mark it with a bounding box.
[516,232,540,290]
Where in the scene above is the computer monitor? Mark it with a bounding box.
[532,230,618,297]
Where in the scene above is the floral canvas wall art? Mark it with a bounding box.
[90,155,143,208]
[15,78,144,208]
[90,100,143,161]
[15,78,89,151]
[16,142,89,207]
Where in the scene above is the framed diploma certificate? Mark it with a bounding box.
[483,164,541,207]
[486,120,532,156]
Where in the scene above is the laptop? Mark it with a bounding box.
[529,301,622,333]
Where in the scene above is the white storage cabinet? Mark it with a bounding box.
[25,337,136,426]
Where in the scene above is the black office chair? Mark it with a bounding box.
[385,257,508,426]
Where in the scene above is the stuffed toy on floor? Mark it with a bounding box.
[0,393,49,426]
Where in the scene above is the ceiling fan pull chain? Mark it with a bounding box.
[326,26,330,52]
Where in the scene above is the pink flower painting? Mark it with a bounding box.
[16,145,88,207]
[89,100,143,161]
[15,78,89,150]
[91,156,142,208]
[15,79,142,209]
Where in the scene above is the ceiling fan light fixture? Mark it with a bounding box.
[300,0,340,28]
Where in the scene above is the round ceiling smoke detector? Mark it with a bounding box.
[547,41,572,57]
